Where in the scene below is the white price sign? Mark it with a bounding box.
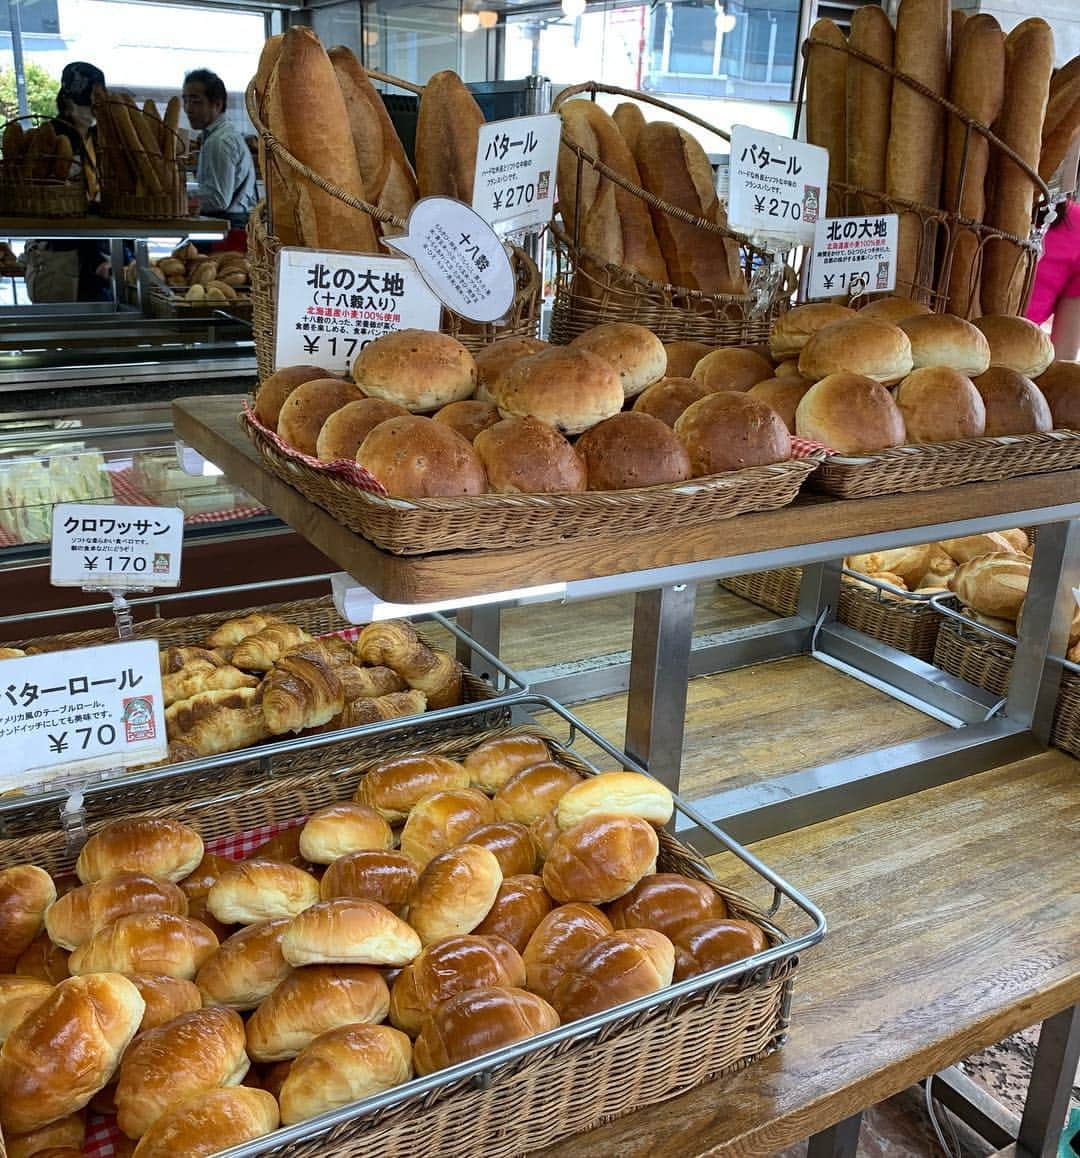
[274,248,441,375]
[0,640,166,791]
[472,113,561,233]
[806,213,899,301]
[728,125,828,246]
[51,503,183,589]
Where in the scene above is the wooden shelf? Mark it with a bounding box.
[0,215,228,239]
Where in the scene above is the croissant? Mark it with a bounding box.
[160,646,225,675]
[168,704,272,758]
[323,689,427,731]
[205,613,281,649]
[234,625,314,672]
[261,653,345,735]
[339,665,407,703]
[355,622,463,709]
[165,688,260,740]
[0,647,27,660]
[162,663,260,707]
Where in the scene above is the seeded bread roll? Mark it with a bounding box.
[674,393,792,476]
[569,323,667,399]
[276,379,365,456]
[495,348,624,436]
[473,417,587,495]
[356,416,489,498]
[352,329,477,412]
[632,377,714,428]
[433,400,501,444]
[663,341,713,379]
[575,412,692,490]
[691,347,773,393]
[315,398,408,462]
[474,337,549,404]
[254,365,335,430]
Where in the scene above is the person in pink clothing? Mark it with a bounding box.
[1026,198,1080,360]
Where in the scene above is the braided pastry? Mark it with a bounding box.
[233,624,314,672]
[261,652,345,734]
[355,621,463,709]
[205,613,281,649]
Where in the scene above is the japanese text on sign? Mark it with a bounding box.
[51,503,183,590]
[728,125,829,247]
[806,213,899,301]
[0,640,166,791]
[472,114,561,233]
[274,249,441,375]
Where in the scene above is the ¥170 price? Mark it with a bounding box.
[82,554,152,574]
[755,195,802,222]
[299,335,363,359]
[492,183,537,212]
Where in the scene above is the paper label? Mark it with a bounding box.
[0,640,167,790]
[274,248,442,374]
[472,113,561,233]
[384,198,516,323]
[51,503,183,589]
[728,125,829,247]
[806,213,899,300]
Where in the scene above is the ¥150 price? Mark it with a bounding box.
[754,194,802,222]
[492,183,537,213]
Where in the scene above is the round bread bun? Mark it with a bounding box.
[313,398,408,462]
[798,317,913,385]
[795,372,906,453]
[899,314,991,376]
[356,416,488,498]
[473,874,553,953]
[551,928,674,1023]
[474,337,549,404]
[972,367,1053,436]
[463,822,538,878]
[556,771,674,830]
[632,377,714,427]
[769,302,856,360]
[318,850,420,912]
[690,347,774,392]
[1035,361,1080,429]
[276,379,365,456]
[746,376,813,433]
[894,367,986,443]
[569,323,667,398]
[432,400,501,443]
[973,315,1054,378]
[352,329,478,412]
[663,340,713,379]
[856,296,932,325]
[575,411,692,490]
[672,918,769,982]
[605,873,727,940]
[496,347,624,435]
[254,365,336,429]
[542,813,659,905]
[774,359,803,379]
[674,392,792,476]
[473,417,587,494]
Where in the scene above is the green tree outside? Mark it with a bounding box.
[0,63,61,124]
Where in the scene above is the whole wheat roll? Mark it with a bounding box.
[845,6,892,215]
[806,19,847,218]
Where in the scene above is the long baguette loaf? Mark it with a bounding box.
[950,9,968,67]
[415,70,483,203]
[251,36,294,241]
[981,18,1054,315]
[613,103,647,155]
[1040,55,1080,182]
[845,6,892,215]
[806,18,847,217]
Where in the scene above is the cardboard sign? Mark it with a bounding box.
[51,503,183,589]
[472,113,561,233]
[728,125,829,247]
[806,213,899,300]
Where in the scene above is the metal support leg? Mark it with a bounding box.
[1017,1003,1080,1158]
[806,1112,863,1158]
[624,584,696,794]
[109,238,125,313]
[454,606,502,684]
[797,560,843,624]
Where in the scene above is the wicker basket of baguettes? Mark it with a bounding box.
[0,725,809,1158]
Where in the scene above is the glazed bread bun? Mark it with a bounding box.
[207,860,320,926]
[605,873,728,939]
[127,974,203,1032]
[551,928,674,1022]
[899,314,991,376]
[354,754,470,824]
[77,819,204,884]
[949,552,1031,619]
[973,315,1055,378]
[576,412,692,490]
[115,1005,248,1138]
[894,368,987,443]
[542,814,659,905]
[356,416,488,498]
[529,810,562,864]
[556,771,674,831]
[246,829,311,869]
[474,336,549,403]
[496,347,624,435]
[195,918,293,1010]
[352,329,477,412]
[276,378,365,456]
[259,1058,293,1101]
[463,822,538,877]
[569,323,667,398]
[13,931,70,984]
[179,852,236,904]
[1036,361,1080,429]
[389,933,526,1036]
[299,803,393,865]
[3,1113,86,1158]
[46,872,188,951]
[0,976,52,1044]
[674,392,792,476]
[245,964,390,1062]
[0,973,144,1134]
[0,865,56,966]
[690,347,773,392]
[278,1024,412,1126]
[798,318,913,385]
[769,302,856,360]
[253,364,334,429]
[522,902,613,1002]
[464,734,550,794]
[856,296,932,325]
[68,913,218,980]
[473,874,554,953]
[672,918,769,981]
[406,844,503,946]
[318,850,419,913]
[663,340,713,378]
[794,372,906,454]
[747,376,813,433]
[973,368,1053,436]
[493,761,583,827]
[314,398,408,462]
[473,417,587,494]
[128,1086,278,1158]
[280,898,422,968]
[413,985,559,1075]
[399,788,496,867]
[433,399,501,443]
[632,377,713,428]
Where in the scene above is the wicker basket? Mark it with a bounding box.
[93,93,187,220]
[0,724,806,1158]
[0,115,88,217]
[147,280,253,322]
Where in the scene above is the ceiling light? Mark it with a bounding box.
[478,9,498,27]
[561,0,586,18]
[459,10,480,30]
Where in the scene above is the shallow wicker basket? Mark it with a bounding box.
[0,114,88,217]
[94,95,187,220]
[147,280,253,322]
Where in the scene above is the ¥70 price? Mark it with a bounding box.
[754,195,802,222]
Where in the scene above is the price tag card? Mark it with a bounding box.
[806,212,899,300]
[0,640,166,791]
[51,503,183,589]
[728,125,828,247]
[472,113,561,233]
[274,249,441,374]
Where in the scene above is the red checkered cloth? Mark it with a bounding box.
[791,436,834,459]
[110,468,269,526]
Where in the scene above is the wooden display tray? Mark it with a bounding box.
[173,396,1080,605]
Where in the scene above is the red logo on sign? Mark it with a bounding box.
[122,696,156,742]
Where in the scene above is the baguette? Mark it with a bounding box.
[128,95,167,194]
[113,97,164,196]
[612,102,647,154]
[806,18,847,217]
[845,6,893,215]
[51,132,74,182]
[1040,55,1080,182]
[416,69,483,203]
[263,62,300,246]
[2,121,24,166]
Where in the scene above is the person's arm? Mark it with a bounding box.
[1051,297,1080,361]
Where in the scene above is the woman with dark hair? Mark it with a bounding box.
[1026,196,1080,360]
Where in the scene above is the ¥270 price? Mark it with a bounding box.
[492,183,537,213]
[755,195,803,222]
